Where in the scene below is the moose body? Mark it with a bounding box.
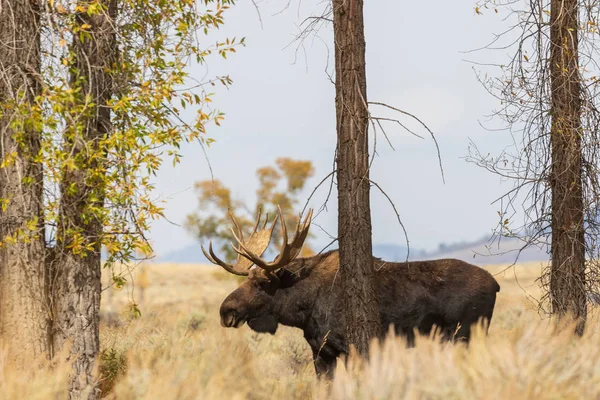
[219,250,500,377]
[203,209,500,378]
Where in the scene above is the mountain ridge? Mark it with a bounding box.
[152,235,549,265]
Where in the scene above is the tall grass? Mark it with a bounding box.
[2,261,599,399]
[320,319,600,399]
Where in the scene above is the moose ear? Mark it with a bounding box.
[277,269,299,289]
[248,265,267,281]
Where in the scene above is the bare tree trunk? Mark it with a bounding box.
[0,0,50,359]
[333,0,380,356]
[51,2,116,398]
[549,0,587,335]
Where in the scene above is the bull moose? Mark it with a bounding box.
[202,208,500,378]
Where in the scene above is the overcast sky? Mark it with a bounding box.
[149,0,517,257]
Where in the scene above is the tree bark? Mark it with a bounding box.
[549,0,587,335]
[333,0,381,356]
[51,2,116,398]
[0,0,50,359]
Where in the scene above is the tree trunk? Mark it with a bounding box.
[333,0,381,356]
[0,0,50,359]
[51,2,116,398]
[549,0,587,335]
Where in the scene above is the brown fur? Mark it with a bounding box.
[219,250,500,378]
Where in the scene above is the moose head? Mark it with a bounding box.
[202,207,313,334]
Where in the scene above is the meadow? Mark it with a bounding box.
[2,259,600,400]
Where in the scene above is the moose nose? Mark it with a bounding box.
[220,305,238,328]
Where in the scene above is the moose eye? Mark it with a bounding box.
[258,279,279,295]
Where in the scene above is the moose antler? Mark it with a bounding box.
[201,209,278,276]
[231,206,313,273]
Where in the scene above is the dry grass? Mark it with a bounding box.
[3,260,600,399]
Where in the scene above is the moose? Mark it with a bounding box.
[202,208,500,378]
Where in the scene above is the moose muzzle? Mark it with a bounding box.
[220,305,245,328]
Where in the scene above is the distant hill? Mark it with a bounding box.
[153,242,209,264]
[372,243,426,261]
[416,236,550,265]
[373,237,549,265]
[152,242,424,264]
[153,236,550,265]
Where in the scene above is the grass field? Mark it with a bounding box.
[3,260,600,399]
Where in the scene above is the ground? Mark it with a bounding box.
[2,260,599,399]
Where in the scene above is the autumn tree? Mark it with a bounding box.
[471,0,600,334]
[185,158,315,261]
[49,1,118,395]
[0,0,240,397]
[0,0,48,359]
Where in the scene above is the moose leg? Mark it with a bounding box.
[454,293,498,343]
[312,348,337,379]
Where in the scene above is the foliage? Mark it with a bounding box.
[98,347,128,397]
[0,0,243,280]
[185,158,315,262]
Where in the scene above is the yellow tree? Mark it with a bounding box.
[186,158,315,262]
[0,0,48,360]
[0,0,241,397]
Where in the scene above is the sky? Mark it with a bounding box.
[148,0,519,258]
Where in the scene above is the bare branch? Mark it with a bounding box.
[369,179,410,261]
[369,101,445,183]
